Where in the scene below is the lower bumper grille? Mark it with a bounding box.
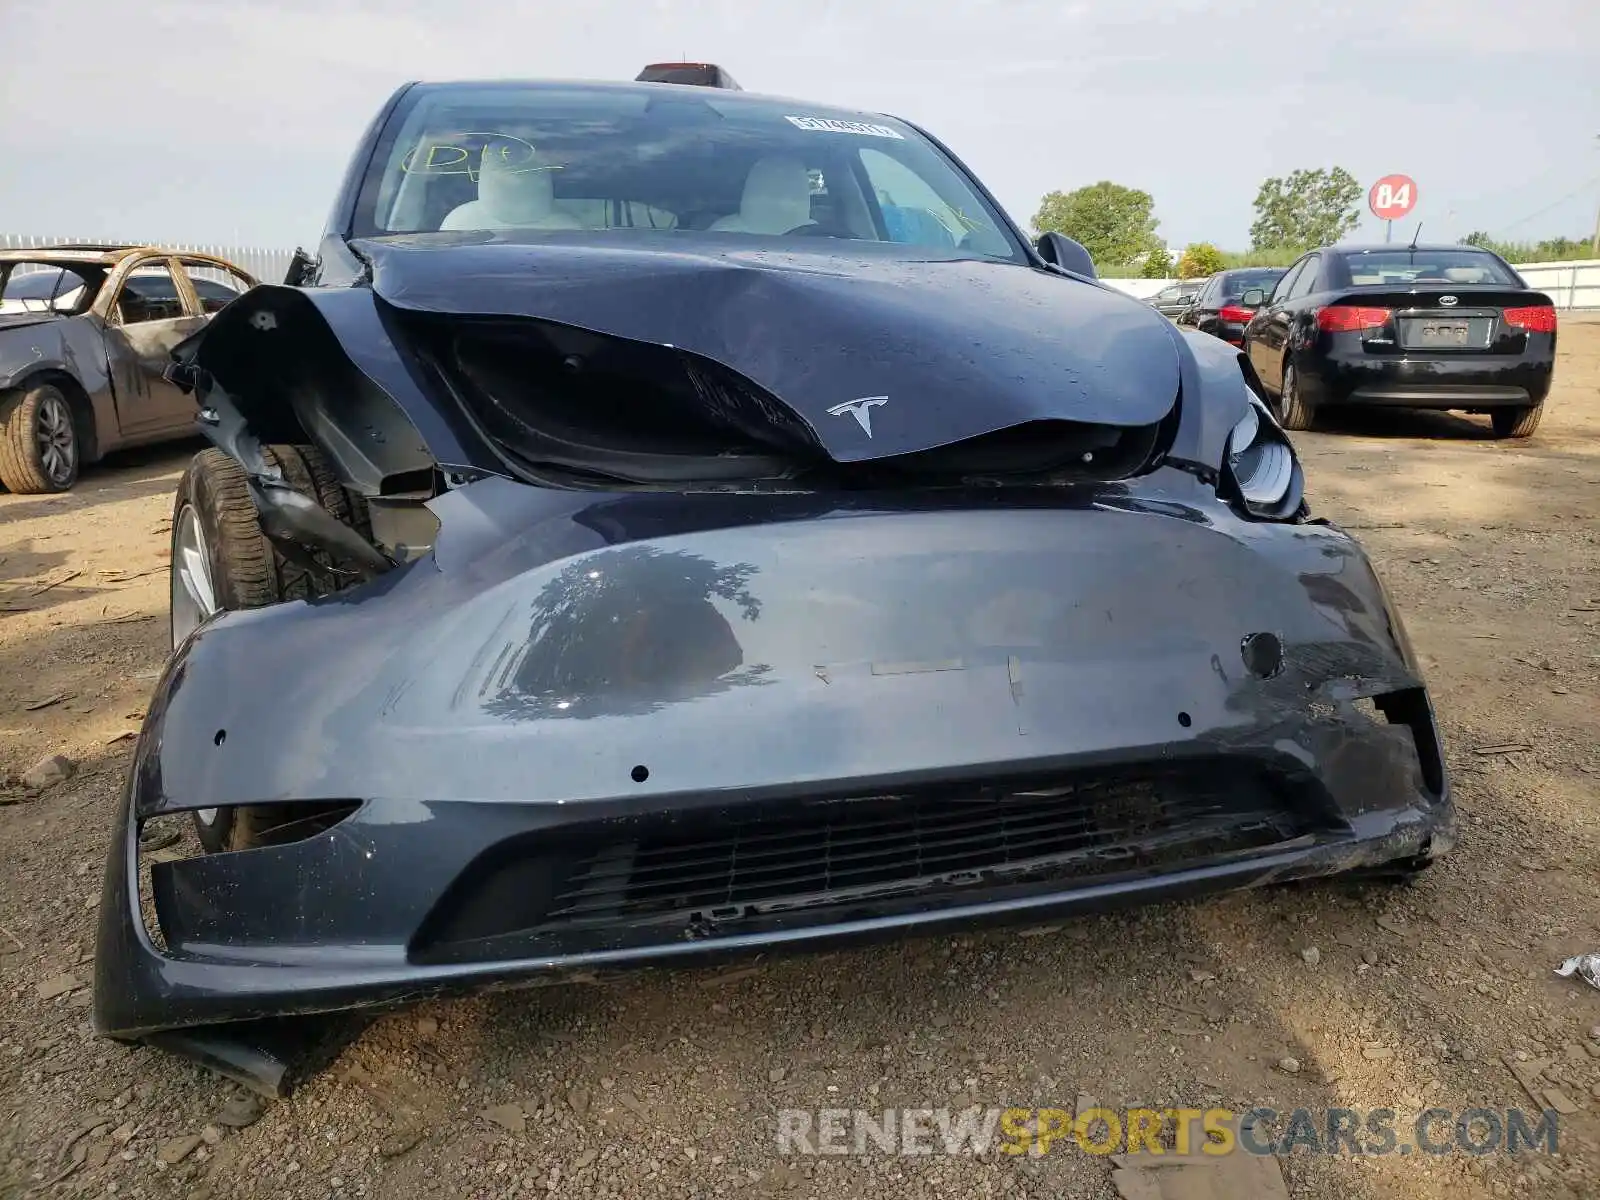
[412,764,1317,961]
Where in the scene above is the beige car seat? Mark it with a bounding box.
[709,155,814,235]
[440,138,584,231]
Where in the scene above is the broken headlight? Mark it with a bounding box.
[1224,388,1303,520]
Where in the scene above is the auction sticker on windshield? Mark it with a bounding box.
[785,116,904,139]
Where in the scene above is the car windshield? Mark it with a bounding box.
[1340,249,1517,287]
[0,264,95,315]
[1220,269,1283,299]
[355,84,1022,262]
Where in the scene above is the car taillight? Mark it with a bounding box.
[1502,305,1557,334]
[1317,306,1391,333]
[1218,305,1255,323]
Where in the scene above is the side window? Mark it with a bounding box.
[1198,278,1218,306]
[1269,261,1303,304]
[858,147,960,250]
[179,261,252,314]
[1288,256,1321,300]
[115,266,186,324]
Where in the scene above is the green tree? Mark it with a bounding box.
[1032,182,1162,268]
[1141,245,1173,278]
[1459,232,1589,264]
[1176,242,1225,279]
[1249,167,1362,252]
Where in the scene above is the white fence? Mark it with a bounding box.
[0,234,296,286]
[1106,258,1600,310]
[4,232,1596,309]
[1513,259,1600,310]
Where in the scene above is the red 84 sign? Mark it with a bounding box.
[1369,175,1418,222]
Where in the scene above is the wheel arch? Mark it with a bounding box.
[174,285,436,499]
[5,368,101,462]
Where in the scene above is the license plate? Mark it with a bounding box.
[1417,323,1469,346]
[1399,316,1489,349]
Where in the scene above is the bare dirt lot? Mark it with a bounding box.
[3,322,1599,1200]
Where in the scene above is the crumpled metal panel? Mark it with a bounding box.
[356,235,1184,462]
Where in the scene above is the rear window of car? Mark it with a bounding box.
[1219,269,1283,299]
[354,83,1023,262]
[1337,249,1518,287]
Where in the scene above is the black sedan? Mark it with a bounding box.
[1175,267,1287,346]
[1241,244,1556,436]
[94,66,1452,1093]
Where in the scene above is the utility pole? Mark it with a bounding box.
[1592,135,1599,257]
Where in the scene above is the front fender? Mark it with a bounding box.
[1164,324,1254,476]
[0,322,81,390]
[0,320,117,457]
[171,285,439,493]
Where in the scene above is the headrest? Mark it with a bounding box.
[738,155,813,234]
[478,136,558,222]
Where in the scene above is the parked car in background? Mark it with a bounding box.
[1147,280,1202,318]
[1241,244,1555,436]
[0,246,257,493]
[1175,268,1287,346]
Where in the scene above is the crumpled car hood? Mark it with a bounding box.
[354,235,1181,461]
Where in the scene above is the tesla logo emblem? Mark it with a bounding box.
[1438,295,1459,307]
[827,396,889,436]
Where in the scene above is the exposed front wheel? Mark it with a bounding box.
[0,382,80,494]
[1490,403,1543,439]
[1277,364,1317,432]
[169,443,368,852]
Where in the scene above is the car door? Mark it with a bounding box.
[1194,276,1224,329]
[1278,255,1329,376]
[1245,257,1311,393]
[1192,276,1223,333]
[98,255,209,435]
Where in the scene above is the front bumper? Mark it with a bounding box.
[95,473,1453,1063]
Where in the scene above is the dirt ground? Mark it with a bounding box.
[2,319,1599,1200]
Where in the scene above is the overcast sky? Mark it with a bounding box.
[2,0,1596,253]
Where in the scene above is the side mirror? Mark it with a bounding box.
[1035,232,1096,279]
[1240,288,1266,308]
[283,247,318,287]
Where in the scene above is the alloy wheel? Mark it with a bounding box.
[35,393,76,486]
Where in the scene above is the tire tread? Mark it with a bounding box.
[0,384,77,494]
[1491,403,1543,439]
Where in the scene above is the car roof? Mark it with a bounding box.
[1326,243,1499,255]
[0,245,255,277]
[0,245,154,265]
[402,78,900,123]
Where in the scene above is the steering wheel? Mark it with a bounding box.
[783,223,834,237]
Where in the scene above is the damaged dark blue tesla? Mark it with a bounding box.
[94,71,1454,1092]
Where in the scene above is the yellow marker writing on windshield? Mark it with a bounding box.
[400,133,557,181]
